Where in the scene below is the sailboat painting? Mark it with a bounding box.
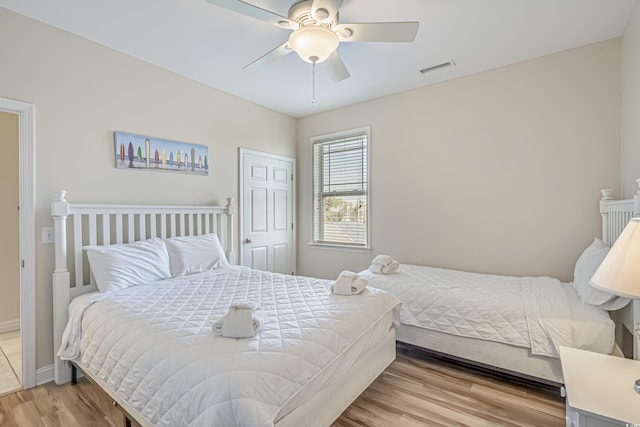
[114,131,209,175]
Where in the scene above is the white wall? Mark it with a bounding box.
[622,3,640,198]
[0,8,296,370]
[297,40,622,283]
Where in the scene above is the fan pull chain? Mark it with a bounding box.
[311,57,318,108]
[312,62,317,107]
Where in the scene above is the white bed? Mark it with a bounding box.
[50,192,400,427]
[361,185,640,385]
[361,264,615,384]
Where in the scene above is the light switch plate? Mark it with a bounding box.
[42,227,55,244]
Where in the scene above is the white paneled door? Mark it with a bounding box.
[240,149,295,274]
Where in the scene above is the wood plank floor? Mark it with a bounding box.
[0,346,565,426]
[335,345,565,426]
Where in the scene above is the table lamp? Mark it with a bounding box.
[590,217,640,394]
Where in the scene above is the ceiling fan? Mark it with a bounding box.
[205,0,419,81]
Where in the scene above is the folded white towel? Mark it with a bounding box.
[212,303,266,338]
[368,260,400,274]
[350,276,368,294]
[338,270,359,279]
[332,275,355,295]
[368,263,385,274]
[387,261,400,273]
[371,255,394,266]
[332,274,368,295]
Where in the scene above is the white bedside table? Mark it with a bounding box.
[560,346,640,427]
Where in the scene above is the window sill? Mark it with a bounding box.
[307,243,371,253]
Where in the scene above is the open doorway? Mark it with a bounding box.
[0,110,20,395]
[0,97,35,391]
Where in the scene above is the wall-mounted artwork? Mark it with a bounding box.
[114,131,209,175]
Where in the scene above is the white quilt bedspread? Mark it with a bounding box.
[360,264,572,357]
[63,266,400,427]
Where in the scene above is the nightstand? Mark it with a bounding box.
[560,346,640,427]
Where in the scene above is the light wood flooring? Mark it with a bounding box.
[335,345,565,426]
[0,331,21,396]
[0,345,565,426]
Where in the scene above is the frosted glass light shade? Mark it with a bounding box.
[591,217,640,299]
[288,26,339,64]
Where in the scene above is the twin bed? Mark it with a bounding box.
[361,263,618,384]
[50,183,640,426]
[360,185,640,385]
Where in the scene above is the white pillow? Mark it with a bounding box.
[84,238,172,293]
[572,238,630,310]
[165,233,229,277]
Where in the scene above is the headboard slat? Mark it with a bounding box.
[160,214,167,239]
[188,213,194,236]
[102,214,110,246]
[127,214,135,242]
[139,214,147,240]
[88,214,97,246]
[149,214,157,239]
[170,214,177,238]
[73,214,83,288]
[115,214,123,244]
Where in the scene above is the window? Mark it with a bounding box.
[311,127,369,248]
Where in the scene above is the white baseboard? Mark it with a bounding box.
[0,319,19,334]
[36,364,54,386]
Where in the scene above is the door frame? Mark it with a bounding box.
[0,97,36,389]
[239,148,296,272]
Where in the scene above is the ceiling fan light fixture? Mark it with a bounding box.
[288,25,339,63]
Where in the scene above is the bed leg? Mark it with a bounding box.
[71,364,77,385]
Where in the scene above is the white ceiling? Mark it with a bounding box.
[1,0,637,118]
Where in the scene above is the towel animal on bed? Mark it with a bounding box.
[331,270,368,295]
[368,254,400,274]
[212,303,267,338]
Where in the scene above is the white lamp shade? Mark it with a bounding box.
[288,26,339,63]
[591,217,640,299]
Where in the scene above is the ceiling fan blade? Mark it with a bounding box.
[243,42,292,71]
[324,51,350,82]
[310,0,344,23]
[334,22,419,42]
[206,0,297,29]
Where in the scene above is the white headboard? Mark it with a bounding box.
[50,190,235,384]
[599,179,640,360]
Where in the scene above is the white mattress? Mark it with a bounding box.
[360,264,614,357]
[64,266,401,427]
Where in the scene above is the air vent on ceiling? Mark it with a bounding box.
[420,60,456,74]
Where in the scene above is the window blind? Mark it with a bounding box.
[312,132,368,246]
